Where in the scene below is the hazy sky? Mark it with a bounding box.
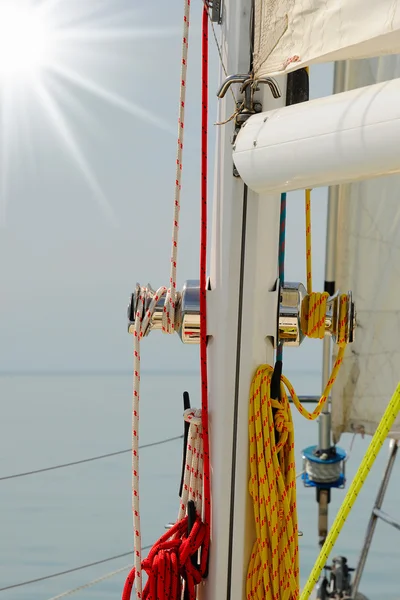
[0,1,333,373]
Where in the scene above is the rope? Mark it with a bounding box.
[122,517,207,600]
[305,189,312,294]
[130,2,191,596]
[126,3,211,598]
[178,409,204,520]
[199,2,211,572]
[247,365,299,600]
[0,435,183,481]
[247,185,351,598]
[300,383,400,600]
[46,565,131,600]
[0,547,152,592]
[276,191,287,362]
[293,189,348,421]
[304,459,342,484]
[162,0,190,335]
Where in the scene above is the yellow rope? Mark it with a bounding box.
[247,365,299,600]
[300,383,400,600]
[246,187,351,599]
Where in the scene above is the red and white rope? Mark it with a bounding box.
[131,1,192,598]
[162,0,191,335]
[132,286,166,598]
[178,409,204,521]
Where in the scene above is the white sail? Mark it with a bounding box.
[331,55,400,442]
[253,0,400,77]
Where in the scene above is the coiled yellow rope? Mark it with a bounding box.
[246,189,349,599]
[247,365,299,600]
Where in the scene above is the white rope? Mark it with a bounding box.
[131,1,191,598]
[46,564,131,600]
[304,458,342,483]
[178,408,203,521]
[162,0,190,335]
[132,286,165,597]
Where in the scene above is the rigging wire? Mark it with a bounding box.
[204,1,236,103]
[46,565,131,600]
[0,435,183,482]
[0,547,152,592]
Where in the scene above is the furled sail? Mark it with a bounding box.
[253,0,400,77]
[331,55,400,442]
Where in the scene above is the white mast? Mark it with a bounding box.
[205,1,285,597]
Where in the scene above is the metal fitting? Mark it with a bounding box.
[127,280,201,344]
[278,283,356,347]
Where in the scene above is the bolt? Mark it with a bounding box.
[263,116,268,122]
[253,140,257,147]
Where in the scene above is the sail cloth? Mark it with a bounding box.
[331,55,400,442]
[253,0,400,77]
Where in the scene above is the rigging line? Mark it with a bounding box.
[204,2,236,103]
[276,191,287,363]
[0,547,153,592]
[0,435,183,481]
[46,565,131,600]
[226,185,248,600]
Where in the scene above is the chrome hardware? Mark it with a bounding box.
[127,280,200,344]
[217,74,250,99]
[278,283,356,347]
[128,280,356,348]
[319,412,332,452]
[241,77,281,100]
[217,74,281,176]
[217,75,281,101]
[279,282,308,346]
[217,75,281,127]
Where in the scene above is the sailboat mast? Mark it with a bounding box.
[317,60,350,548]
[322,60,349,391]
[205,1,286,598]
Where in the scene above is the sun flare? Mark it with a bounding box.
[0,5,51,81]
[0,1,179,224]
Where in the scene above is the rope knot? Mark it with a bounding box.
[272,401,292,435]
[184,408,202,427]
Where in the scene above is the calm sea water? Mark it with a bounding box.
[1,371,399,600]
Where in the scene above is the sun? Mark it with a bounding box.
[0,5,51,82]
[0,1,179,225]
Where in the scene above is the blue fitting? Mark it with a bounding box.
[301,445,346,489]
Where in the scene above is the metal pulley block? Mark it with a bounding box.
[127,280,201,344]
[278,282,356,347]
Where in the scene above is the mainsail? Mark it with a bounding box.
[331,56,400,442]
[253,0,400,77]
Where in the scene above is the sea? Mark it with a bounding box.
[1,370,399,600]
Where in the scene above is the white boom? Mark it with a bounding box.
[233,77,400,193]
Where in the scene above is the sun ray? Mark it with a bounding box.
[54,26,181,43]
[48,63,174,135]
[32,77,117,225]
[45,73,101,135]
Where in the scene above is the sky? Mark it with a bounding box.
[0,0,333,373]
